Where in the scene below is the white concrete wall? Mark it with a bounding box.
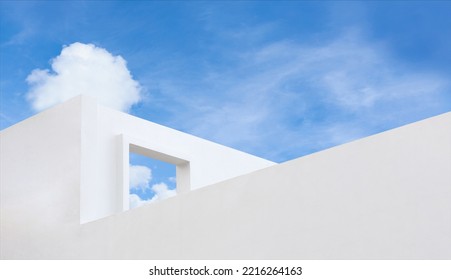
[77,111,451,259]
[80,96,275,222]
[1,95,450,259]
[1,96,275,223]
[0,98,83,258]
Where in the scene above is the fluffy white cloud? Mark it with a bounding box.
[129,194,156,209]
[129,165,176,209]
[129,164,152,191]
[26,42,142,112]
[151,183,177,200]
[129,183,176,209]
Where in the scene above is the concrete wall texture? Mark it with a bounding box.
[1,95,450,259]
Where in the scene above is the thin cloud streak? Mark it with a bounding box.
[147,32,450,162]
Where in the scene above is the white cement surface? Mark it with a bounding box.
[1,96,450,259]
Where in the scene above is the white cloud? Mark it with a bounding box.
[129,164,152,191]
[26,42,142,112]
[129,194,156,209]
[151,183,176,200]
[129,182,176,209]
[129,165,176,209]
[155,32,449,161]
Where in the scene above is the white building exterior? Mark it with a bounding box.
[1,95,450,259]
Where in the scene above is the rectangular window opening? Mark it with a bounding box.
[120,136,190,211]
[129,152,177,209]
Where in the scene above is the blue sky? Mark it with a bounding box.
[1,1,451,204]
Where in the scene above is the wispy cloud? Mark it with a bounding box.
[147,31,450,162]
[2,25,34,47]
[25,42,142,112]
